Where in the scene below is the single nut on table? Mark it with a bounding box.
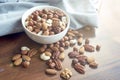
[39,47,46,53]
[22,61,30,68]
[89,61,98,68]
[73,63,85,74]
[45,69,57,75]
[60,68,72,80]
[70,39,77,46]
[46,59,56,69]
[68,51,79,58]
[86,57,95,64]
[85,38,89,44]
[96,45,101,51]
[27,48,38,57]
[59,52,65,61]
[67,32,75,37]
[53,58,62,70]
[76,55,87,66]
[21,46,30,55]
[73,46,79,52]
[40,53,50,61]
[44,51,52,57]
[65,41,70,47]
[72,59,78,67]
[77,37,83,45]
[14,58,22,66]
[84,44,95,52]
[12,54,21,61]
[79,46,85,54]
[59,47,64,52]
[22,55,31,62]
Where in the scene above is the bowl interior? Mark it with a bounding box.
[22,6,70,38]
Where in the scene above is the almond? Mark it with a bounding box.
[14,58,22,66]
[12,54,21,61]
[45,69,57,75]
[22,55,31,61]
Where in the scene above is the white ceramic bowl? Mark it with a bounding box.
[21,6,70,44]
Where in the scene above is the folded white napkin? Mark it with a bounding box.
[0,0,99,36]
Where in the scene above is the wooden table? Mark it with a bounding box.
[0,0,120,80]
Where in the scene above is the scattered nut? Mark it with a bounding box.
[22,61,30,68]
[86,57,95,64]
[89,62,98,68]
[22,55,31,62]
[77,37,83,45]
[59,52,65,61]
[14,58,22,66]
[84,44,95,52]
[40,53,50,61]
[12,54,21,61]
[96,45,101,51]
[85,38,89,44]
[73,63,85,74]
[60,68,72,80]
[68,51,79,58]
[44,51,52,57]
[45,69,57,75]
[73,46,79,52]
[79,46,85,54]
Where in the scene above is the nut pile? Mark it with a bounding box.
[11,29,101,80]
[25,9,68,35]
[68,38,100,74]
[11,46,37,68]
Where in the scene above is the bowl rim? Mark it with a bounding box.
[21,5,70,38]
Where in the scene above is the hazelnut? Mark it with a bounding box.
[22,61,30,68]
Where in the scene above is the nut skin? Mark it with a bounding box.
[27,48,38,57]
[14,58,22,66]
[22,55,31,62]
[53,58,62,70]
[22,61,30,68]
[45,69,57,75]
[46,59,56,69]
[76,55,87,66]
[86,57,95,64]
[44,51,52,57]
[73,46,79,52]
[12,54,21,61]
[79,46,85,54]
[96,45,101,51]
[73,63,85,74]
[85,38,89,44]
[68,51,79,58]
[84,44,95,52]
[21,50,28,55]
[59,47,64,52]
[59,52,65,61]
[77,37,83,45]
[89,62,98,68]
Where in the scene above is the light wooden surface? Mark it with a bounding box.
[0,0,120,80]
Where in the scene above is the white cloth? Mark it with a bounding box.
[0,0,99,36]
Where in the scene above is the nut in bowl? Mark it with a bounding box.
[22,6,70,44]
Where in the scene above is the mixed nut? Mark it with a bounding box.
[11,29,101,79]
[25,9,68,35]
[12,46,37,68]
